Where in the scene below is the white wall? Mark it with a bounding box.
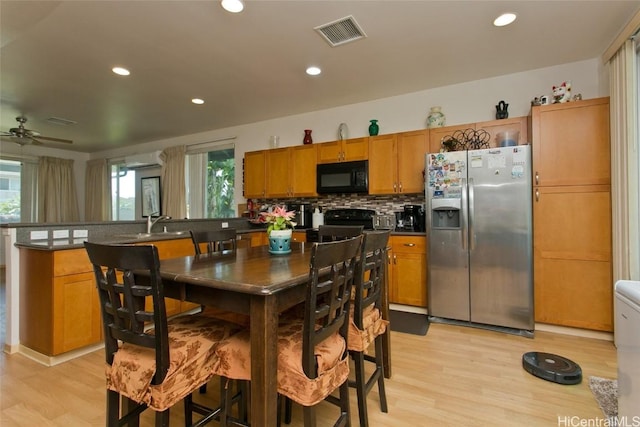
[92,57,606,212]
[0,56,606,230]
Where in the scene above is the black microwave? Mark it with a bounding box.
[316,160,368,194]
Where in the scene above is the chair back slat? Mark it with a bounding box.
[302,236,362,379]
[190,228,238,255]
[353,231,391,329]
[318,225,364,242]
[84,241,170,384]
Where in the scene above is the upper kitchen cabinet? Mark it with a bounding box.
[369,130,427,195]
[428,124,470,153]
[476,116,529,147]
[244,150,266,198]
[531,97,610,187]
[317,137,368,163]
[265,145,317,198]
[428,116,529,153]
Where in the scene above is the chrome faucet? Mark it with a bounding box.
[146,215,171,233]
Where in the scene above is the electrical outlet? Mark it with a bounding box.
[221,222,229,228]
[73,229,88,238]
[53,229,69,239]
[30,230,48,240]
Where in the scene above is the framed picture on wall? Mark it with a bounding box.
[141,176,161,217]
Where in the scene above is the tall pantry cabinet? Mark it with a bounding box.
[531,97,613,332]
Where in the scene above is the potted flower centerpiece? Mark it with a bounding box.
[260,206,296,254]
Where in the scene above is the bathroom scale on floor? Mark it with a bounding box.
[522,352,582,385]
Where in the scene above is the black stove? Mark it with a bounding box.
[305,208,376,242]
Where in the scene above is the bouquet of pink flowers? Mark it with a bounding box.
[259,205,297,235]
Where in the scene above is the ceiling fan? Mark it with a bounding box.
[0,116,73,146]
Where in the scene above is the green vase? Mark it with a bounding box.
[368,119,379,136]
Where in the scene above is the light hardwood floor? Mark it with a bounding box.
[0,322,616,426]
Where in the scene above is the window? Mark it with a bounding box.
[111,164,136,220]
[0,158,37,223]
[0,159,21,223]
[186,145,235,218]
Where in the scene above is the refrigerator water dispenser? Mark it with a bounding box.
[431,199,461,228]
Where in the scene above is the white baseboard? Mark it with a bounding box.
[389,304,428,314]
[18,343,104,367]
[535,323,614,341]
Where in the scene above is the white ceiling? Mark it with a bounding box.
[1,1,638,153]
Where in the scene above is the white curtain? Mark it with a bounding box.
[187,152,207,219]
[20,159,38,223]
[159,145,186,219]
[84,158,110,221]
[609,38,639,281]
[37,156,80,223]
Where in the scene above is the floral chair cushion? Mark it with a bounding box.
[105,314,240,411]
[348,304,389,352]
[214,320,350,407]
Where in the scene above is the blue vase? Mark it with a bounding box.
[268,230,292,254]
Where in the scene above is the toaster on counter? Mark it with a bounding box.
[373,214,396,230]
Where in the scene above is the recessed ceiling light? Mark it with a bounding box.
[192,98,205,105]
[221,0,243,13]
[112,67,130,76]
[493,13,517,27]
[306,66,321,76]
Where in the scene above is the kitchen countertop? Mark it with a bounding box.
[12,223,426,251]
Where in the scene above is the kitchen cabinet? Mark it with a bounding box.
[244,150,266,198]
[428,116,529,153]
[369,130,427,195]
[531,97,612,331]
[317,137,368,163]
[476,116,529,147]
[266,145,317,198]
[531,98,610,187]
[388,235,427,307]
[19,238,199,356]
[20,248,102,356]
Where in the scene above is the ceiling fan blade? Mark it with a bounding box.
[36,135,73,144]
[0,131,14,136]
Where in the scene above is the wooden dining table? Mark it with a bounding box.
[157,240,391,426]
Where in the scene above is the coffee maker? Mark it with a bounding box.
[403,204,425,232]
[289,203,312,229]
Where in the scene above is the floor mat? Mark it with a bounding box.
[389,310,429,336]
[588,376,618,421]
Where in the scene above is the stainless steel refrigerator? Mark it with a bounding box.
[425,146,533,335]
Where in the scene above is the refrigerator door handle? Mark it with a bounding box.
[468,177,475,251]
[461,178,469,250]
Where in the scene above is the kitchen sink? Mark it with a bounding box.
[116,231,190,239]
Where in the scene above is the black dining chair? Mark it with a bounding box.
[190,228,238,255]
[84,241,241,427]
[189,228,250,402]
[318,224,364,242]
[213,236,363,427]
[348,230,391,427]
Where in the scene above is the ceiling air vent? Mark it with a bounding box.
[47,117,77,126]
[314,15,366,47]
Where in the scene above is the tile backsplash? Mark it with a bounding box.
[252,193,425,215]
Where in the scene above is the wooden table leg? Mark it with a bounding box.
[250,294,279,426]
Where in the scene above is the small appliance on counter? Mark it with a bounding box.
[402,204,425,232]
[312,207,324,229]
[373,214,395,230]
[289,203,312,229]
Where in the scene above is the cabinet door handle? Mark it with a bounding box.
[404,243,415,247]
[393,254,397,264]
[399,182,403,192]
[535,172,539,185]
[393,182,397,192]
[535,189,539,202]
